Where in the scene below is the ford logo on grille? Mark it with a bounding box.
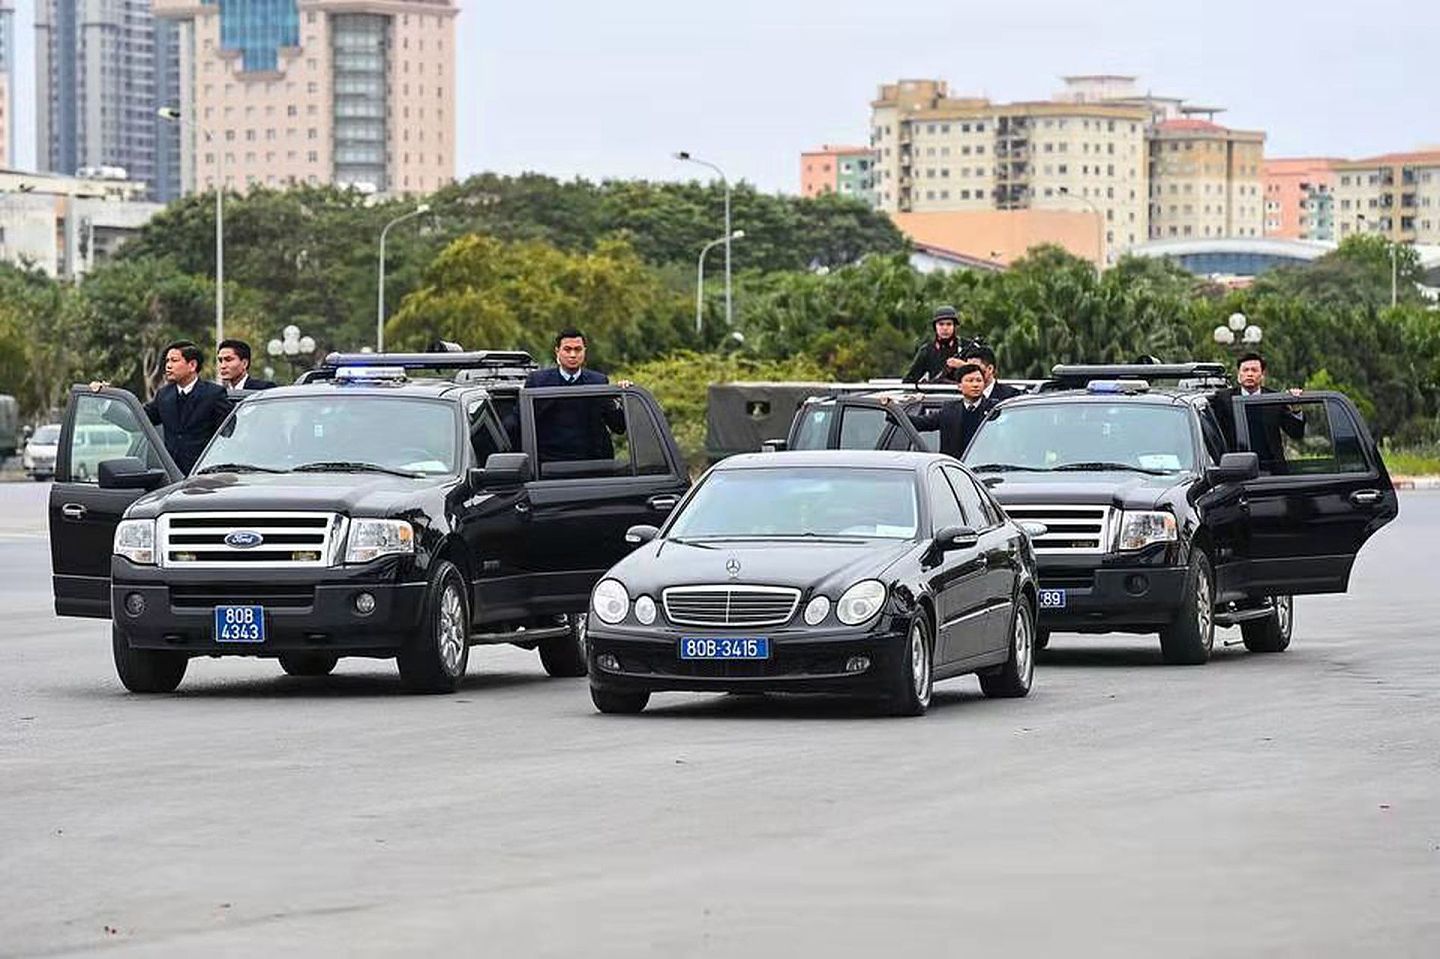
[224,530,264,549]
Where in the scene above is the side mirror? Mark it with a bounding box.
[471,452,531,488]
[625,524,660,545]
[1018,521,1048,539]
[761,438,788,453]
[98,457,168,491]
[933,524,980,551]
[1205,451,1260,485]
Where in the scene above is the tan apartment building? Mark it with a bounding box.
[1147,119,1265,242]
[870,80,1149,263]
[154,0,456,196]
[1333,151,1440,246]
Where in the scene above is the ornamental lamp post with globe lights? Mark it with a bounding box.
[1212,311,1262,355]
[267,325,318,381]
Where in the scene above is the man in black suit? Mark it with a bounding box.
[902,305,966,384]
[961,342,1023,402]
[94,341,233,474]
[523,328,629,462]
[217,339,276,391]
[1213,351,1305,471]
[891,364,996,459]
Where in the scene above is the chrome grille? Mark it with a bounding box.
[158,512,345,568]
[1003,504,1113,554]
[662,585,801,628]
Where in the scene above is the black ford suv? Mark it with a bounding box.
[785,363,1398,664]
[47,351,690,693]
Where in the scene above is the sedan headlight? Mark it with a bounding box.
[803,595,831,626]
[1117,510,1177,551]
[345,519,415,563]
[836,580,887,626]
[592,579,630,625]
[114,519,156,565]
[634,595,657,625]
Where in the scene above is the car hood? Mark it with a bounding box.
[25,443,58,456]
[605,538,917,596]
[977,469,1193,510]
[125,471,451,519]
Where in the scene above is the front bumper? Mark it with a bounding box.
[588,619,909,695]
[110,558,426,655]
[1035,553,1188,631]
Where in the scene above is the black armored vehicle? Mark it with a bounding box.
[47,351,691,693]
[785,363,1398,664]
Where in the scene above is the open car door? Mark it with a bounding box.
[786,397,930,452]
[49,386,181,618]
[1232,390,1398,595]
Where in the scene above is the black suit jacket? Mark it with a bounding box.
[236,377,276,391]
[987,381,1024,403]
[522,367,627,461]
[907,396,996,459]
[142,380,233,474]
[1212,386,1305,467]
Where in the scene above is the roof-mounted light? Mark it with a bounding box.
[1087,379,1150,394]
[335,365,408,383]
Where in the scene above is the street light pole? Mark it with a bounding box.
[159,106,223,351]
[377,203,431,353]
[1055,187,1105,269]
[695,230,745,335]
[675,151,733,326]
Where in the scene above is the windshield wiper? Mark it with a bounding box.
[1052,461,1173,476]
[293,461,424,478]
[968,463,1053,473]
[195,463,288,475]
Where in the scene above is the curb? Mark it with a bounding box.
[1390,475,1440,490]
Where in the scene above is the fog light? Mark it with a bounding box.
[597,653,620,672]
[354,592,376,615]
[123,592,146,616]
[1124,574,1150,596]
[844,655,871,673]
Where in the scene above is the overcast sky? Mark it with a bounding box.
[9,0,1438,193]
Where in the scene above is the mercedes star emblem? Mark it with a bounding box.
[725,558,741,579]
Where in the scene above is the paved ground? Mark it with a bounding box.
[1,483,1437,957]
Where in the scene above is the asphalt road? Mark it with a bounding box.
[2,482,1437,957]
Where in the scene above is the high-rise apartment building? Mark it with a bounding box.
[154,0,457,196]
[869,77,1267,262]
[0,0,13,167]
[34,0,181,200]
[1333,151,1440,246]
[1262,158,1338,241]
[800,145,876,204]
[1147,118,1265,242]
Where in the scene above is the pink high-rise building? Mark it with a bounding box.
[154,0,457,196]
[1263,158,1339,241]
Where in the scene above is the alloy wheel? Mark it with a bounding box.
[437,584,466,674]
[911,621,932,707]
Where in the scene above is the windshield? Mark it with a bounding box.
[668,466,919,540]
[964,403,1198,473]
[195,396,459,476]
[32,425,61,444]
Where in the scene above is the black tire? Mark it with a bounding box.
[1160,550,1215,665]
[278,652,339,677]
[1242,595,1293,653]
[590,685,649,714]
[885,617,934,717]
[397,561,470,693]
[980,600,1036,698]
[1034,627,1051,651]
[112,624,187,693]
[539,613,588,677]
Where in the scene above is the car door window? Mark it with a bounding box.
[944,466,995,530]
[65,394,164,484]
[1242,397,1368,476]
[837,406,891,449]
[927,467,965,533]
[625,395,674,476]
[790,405,834,450]
[466,399,507,466]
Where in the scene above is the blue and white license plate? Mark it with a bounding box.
[1038,589,1067,610]
[214,605,265,643]
[678,637,770,660]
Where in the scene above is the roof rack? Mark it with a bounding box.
[319,350,537,372]
[1049,362,1226,387]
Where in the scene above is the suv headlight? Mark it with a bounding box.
[114,519,157,565]
[1117,510,1177,551]
[344,519,415,563]
[592,579,630,625]
[836,580,887,626]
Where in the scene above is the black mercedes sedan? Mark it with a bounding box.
[585,450,1042,716]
